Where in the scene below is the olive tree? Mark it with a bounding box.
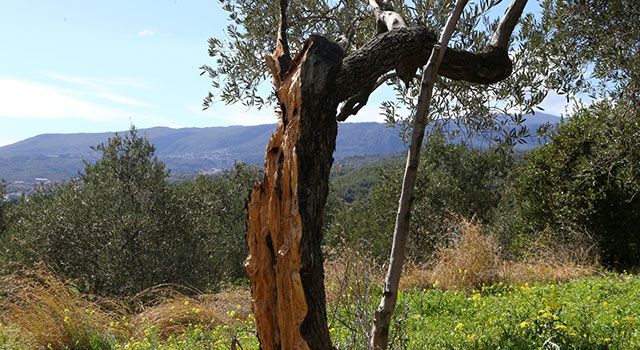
[202,0,546,348]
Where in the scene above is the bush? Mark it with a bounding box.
[0,182,5,236]
[3,128,260,295]
[171,163,260,288]
[508,102,640,269]
[326,134,513,262]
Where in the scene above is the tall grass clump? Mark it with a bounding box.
[0,269,119,349]
[401,221,597,291]
[324,246,383,349]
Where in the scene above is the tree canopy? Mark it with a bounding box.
[202,0,553,144]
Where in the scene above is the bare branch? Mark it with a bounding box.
[369,0,407,33]
[337,72,408,121]
[266,0,293,83]
[490,0,528,50]
[371,0,469,347]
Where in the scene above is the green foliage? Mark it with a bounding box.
[327,135,513,261]
[113,322,259,350]
[11,276,633,349]
[362,276,640,349]
[171,163,260,287]
[202,0,549,145]
[331,157,402,203]
[506,102,640,268]
[2,127,260,295]
[541,0,640,104]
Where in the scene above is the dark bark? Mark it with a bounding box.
[245,36,343,350]
[297,37,343,350]
[335,26,513,103]
[247,1,528,348]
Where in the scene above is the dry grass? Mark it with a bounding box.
[324,246,384,346]
[0,269,253,347]
[400,220,598,291]
[324,246,383,304]
[0,269,119,349]
[129,287,252,338]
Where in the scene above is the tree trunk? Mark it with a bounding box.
[244,36,344,350]
[370,0,469,348]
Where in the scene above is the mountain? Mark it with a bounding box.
[0,123,409,185]
[0,114,560,191]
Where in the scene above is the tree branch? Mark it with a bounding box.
[371,0,469,347]
[490,0,528,50]
[369,0,407,33]
[334,0,529,121]
[337,72,398,121]
[266,0,293,83]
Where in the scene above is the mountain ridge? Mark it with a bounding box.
[1,115,559,191]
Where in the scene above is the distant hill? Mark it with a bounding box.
[0,123,408,184]
[0,114,560,191]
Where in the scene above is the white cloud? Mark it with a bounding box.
[538,91,572,116]
[138,29,155,37]
[95,92,153,108]
[0,78,169,127]
[46,73,149,90]
[0,78,124,121]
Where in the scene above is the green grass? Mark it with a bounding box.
[383,276,640,349]
[2,275,639,349]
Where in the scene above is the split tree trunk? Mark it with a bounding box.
[243,1,526,348]
[244,36,344,350]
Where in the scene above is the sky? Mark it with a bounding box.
[0,0,568,147]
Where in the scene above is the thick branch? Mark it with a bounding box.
[335,27,512,102]
[335,0,528,121]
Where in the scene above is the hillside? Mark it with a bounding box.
[0,114,559,193]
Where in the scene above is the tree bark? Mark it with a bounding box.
[245,1,528,349]
[369,1,469,348]
[245,35,343,350]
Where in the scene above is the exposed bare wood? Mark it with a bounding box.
[370,0,470,348]
[246,36,344,350]
[265,0,293,83]
[369,0,407,33]
[490,0,528,50]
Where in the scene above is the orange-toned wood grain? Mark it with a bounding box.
[245,43,311,350]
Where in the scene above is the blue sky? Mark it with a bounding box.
[0,0,568,146]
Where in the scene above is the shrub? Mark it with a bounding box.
[508,101,640,269]
[326,134,513,262]
[170,163,260,288]
[3,128,260,295]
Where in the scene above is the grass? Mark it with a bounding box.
[0,223,630,349]
[400,221,596,291]
[2,272,639,349]
[388,276,640,349]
